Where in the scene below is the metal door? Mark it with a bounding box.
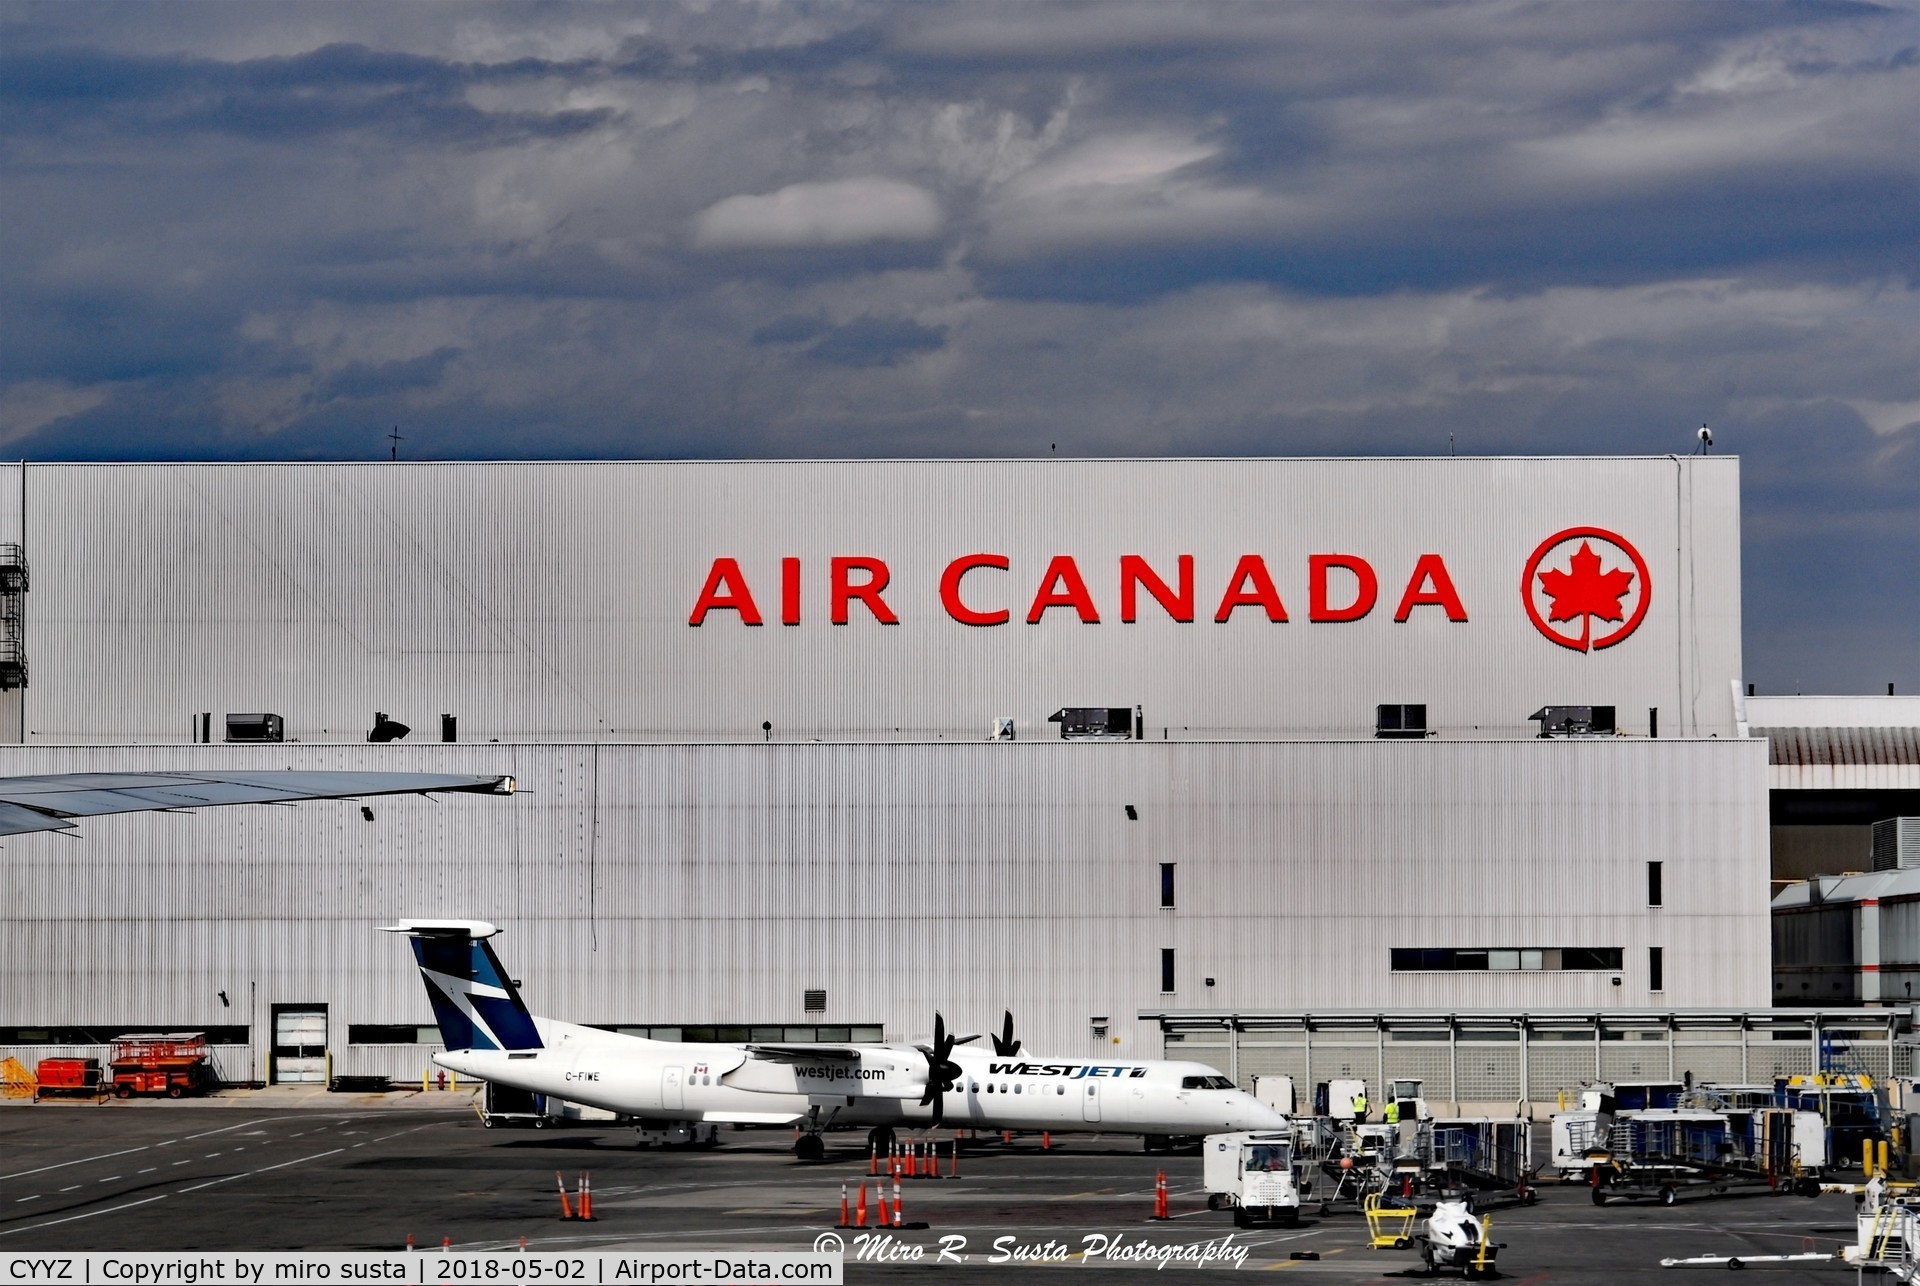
[272,1006,327,1084]
[662,1065,684,1111]
[1081,1080,1102,1123]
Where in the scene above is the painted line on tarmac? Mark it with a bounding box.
[184,1116,278,1141]
[178,1147,346,1194]
[0,1194,169,1238]
[2,1143,155,1182]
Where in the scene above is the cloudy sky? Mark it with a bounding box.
[1,0,1914,693]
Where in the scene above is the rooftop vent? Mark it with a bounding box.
[1375,703,1430,740]
[225,713,284,743]
[1529,705,1615,738]
[1048,707,1137,741]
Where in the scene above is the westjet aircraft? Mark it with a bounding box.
[389,918,1287,1158]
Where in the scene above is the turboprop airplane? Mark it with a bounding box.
[388,918,1288,1159]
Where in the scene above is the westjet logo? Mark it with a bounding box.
[797,1065,886,1082]
[989,1062,1149,1079]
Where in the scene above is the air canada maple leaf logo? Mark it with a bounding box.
[1521,527,1651,652]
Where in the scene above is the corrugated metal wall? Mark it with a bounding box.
[0,736,1769,1080]
[16,458,1742,746]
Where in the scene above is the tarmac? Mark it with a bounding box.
[0,1092,1867,1282]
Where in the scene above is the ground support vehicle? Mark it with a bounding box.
[1417,1118,1539,1207]
[1412,1200,1502,1279]
[108,1033,210,1099]
[1202,1131,1302,1227]
[1571,1107,1824,1205]
[1294,1118,1394,1214]
[33,1058,104,1101]
[477,1081,549,1128]
[1362,1192,1419,1248]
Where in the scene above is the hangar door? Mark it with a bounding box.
[272,1005,328,1084]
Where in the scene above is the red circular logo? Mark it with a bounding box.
[1521,527,1651,652]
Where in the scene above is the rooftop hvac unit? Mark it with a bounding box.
[1048,707,1136,741]
[1873,818,1920,872]
[1529,705,1616,738]
[1375,703,1430,739]
[224,713,284,743]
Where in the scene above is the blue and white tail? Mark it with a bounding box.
[383,919,544,1052]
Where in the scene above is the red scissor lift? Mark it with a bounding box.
[110,1032,211,1099]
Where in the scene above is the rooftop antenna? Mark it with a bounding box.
[387,426,404,460]
[1449,433,1455,457]
[1695,423,1712,455]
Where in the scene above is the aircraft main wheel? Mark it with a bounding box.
[1660,1184,1677,1207]
[795,1133,826,1163]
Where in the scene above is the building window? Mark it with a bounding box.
[1160,948,1176,993]
[0,1024,251,1045]
[1649,947,1664,992]
[1647,861,1663,907]
[1159,863,1175,908]
[348,1024,441,1045]
[1390,948,1623,972]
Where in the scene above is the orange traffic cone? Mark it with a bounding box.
[892,1178,903,1228]
[1152,1169,1169,1220]
[856,1183,868,1228]
[578,1173,594,1221]
[556,1171,575,1221]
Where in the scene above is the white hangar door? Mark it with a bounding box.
[272,1005,328,1084]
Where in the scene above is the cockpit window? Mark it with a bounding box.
[1183,1074,1237,1090]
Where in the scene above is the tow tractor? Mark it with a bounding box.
[1363,1194,1504,1279]
[1415,1199,1503,1279]
[1203,1131,1302,1227]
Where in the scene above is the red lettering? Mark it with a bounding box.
[1309,553,1377,622]
[831,556,898,625]
[940,554,1010,626]
[688,558,762,626]
[1026,555,1100,624]
[781,557,801,626]
[1394,553,1468,622]
[1213,555,1288,622]
[1120,555,1194,623]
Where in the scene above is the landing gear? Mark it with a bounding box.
[794,1133,827,1163]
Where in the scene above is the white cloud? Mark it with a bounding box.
[692,179,944,250]
[981,131,1289,256]
[1848,400,1920,437]
[0,381,110,444]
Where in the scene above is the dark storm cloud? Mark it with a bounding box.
[0,0,1914,690]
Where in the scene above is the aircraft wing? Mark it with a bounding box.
[0,770,515,837]
[745,1044,868,1064]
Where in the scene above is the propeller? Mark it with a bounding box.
[991,1010,1022,1057]
[916,1012,964,1126]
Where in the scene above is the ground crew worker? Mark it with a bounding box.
[1384,1099,1400,1124]
[1352,1090,1368,1124]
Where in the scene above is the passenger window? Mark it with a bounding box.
[1014,1084,1022,1095]
[1057,1085,1065,1095]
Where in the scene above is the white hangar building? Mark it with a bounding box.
[0,457,1780,1092]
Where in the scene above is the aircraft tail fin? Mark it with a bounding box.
[382,919,544,1053]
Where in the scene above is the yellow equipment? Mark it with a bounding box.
[1364,1192,1419,1249]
